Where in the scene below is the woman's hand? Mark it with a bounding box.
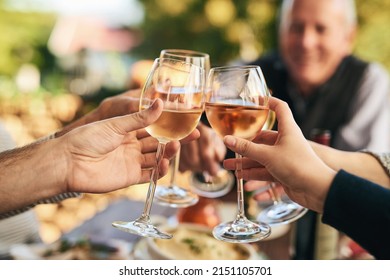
[222,97,336,213]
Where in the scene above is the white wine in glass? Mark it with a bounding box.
[205,65,271,243]
[153,49,210,208]
[112,57,205,239]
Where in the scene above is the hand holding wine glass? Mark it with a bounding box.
[222,96,338,214]
[253,110,308,225]
[112,57,205,239]
[205,65,271,243]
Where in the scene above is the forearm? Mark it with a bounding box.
[311,141,390,188]
[0,140,66,214]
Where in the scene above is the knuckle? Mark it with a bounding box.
[133,110,149,127]
[237,140,251,155]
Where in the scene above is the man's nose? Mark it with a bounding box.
[299,28,318,49]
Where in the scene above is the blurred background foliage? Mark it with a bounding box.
[0,6,55,76]
[133,0,278,66]
[354,0,390,71]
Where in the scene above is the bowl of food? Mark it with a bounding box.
[146,223,261,260]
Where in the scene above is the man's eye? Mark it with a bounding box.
[316,25,326,34]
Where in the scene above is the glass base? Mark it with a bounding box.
[112,220,172,239]
[257,202,308,226]
[154,185,199,208]
[212,218,271,243]
[189,170,235,198]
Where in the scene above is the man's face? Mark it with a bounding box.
[279,0,355,94]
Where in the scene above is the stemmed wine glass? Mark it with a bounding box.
[156,49,233,204]
[152,49,208,208]
[256,109,308,225]
[112,57,205,239]
[205,65,271,243]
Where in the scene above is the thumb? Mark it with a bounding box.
[224,135,268,165]
[104,99,163,134]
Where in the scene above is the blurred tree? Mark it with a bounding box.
[355,0,390,71]
[133,0,278,66]
[0,2,56,77]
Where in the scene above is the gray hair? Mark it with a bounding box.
[279,0,357,27]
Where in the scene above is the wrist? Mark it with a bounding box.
[297,161,336,213]
[311,167,336,213]
[46,137,69,194]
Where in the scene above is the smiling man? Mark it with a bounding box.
[279,0,356,96]
[249,0,390,259]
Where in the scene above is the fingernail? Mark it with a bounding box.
[224,135,236,147]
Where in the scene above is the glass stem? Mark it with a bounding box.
[138,142,166,223]
[268,182,282,205]
[235,153,246,221]
[169,147,180,188]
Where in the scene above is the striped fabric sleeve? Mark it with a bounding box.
[0,192,82,220]
[0,132,83,220]
[361,151,390,177]
[34,132,56,143]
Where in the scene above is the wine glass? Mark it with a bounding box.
[205,65,271,243]
[152,49,208,208]
[112,57,205,239]
[156,49,233,204]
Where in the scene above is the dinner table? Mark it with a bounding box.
[61,193,291,260]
